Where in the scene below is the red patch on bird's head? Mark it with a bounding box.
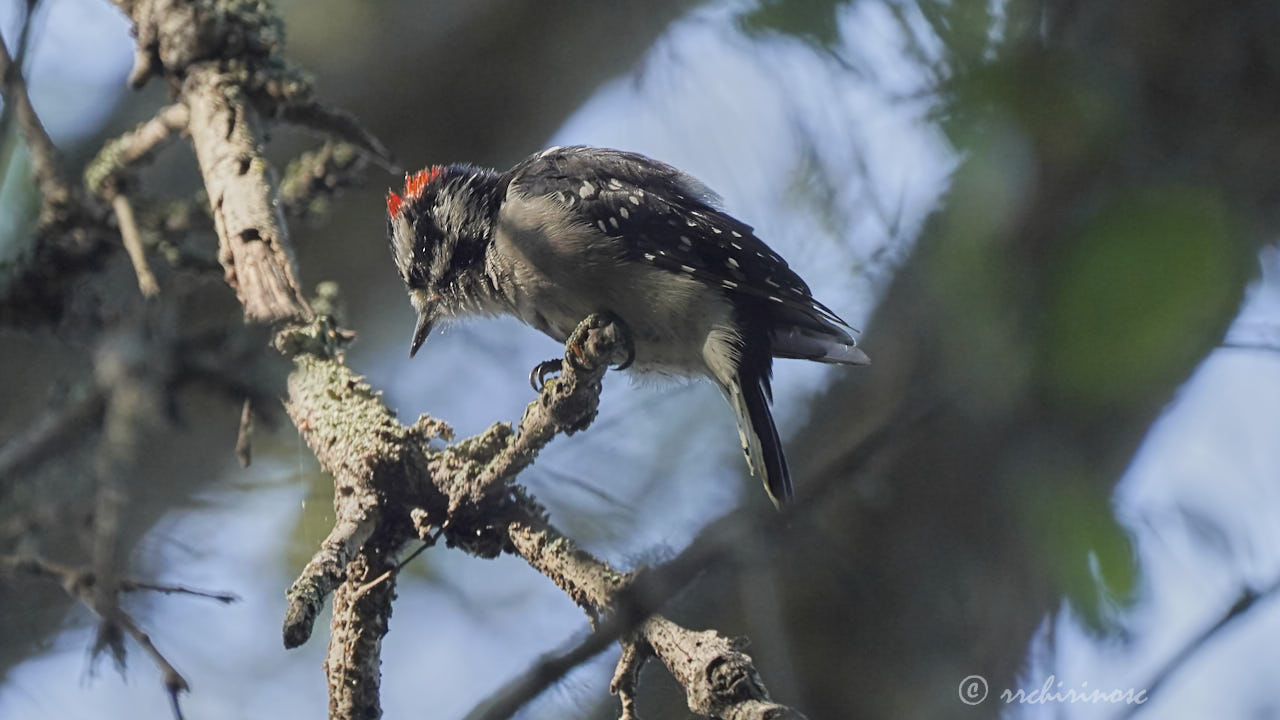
[386,166,445,217]
[404,166,444,200]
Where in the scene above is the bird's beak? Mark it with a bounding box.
[409,309,433,358]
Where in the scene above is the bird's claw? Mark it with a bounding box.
[529,359,563,392]
[613,328,636,371]
[529,314,636,393]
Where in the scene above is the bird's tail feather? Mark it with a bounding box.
[771,325,870,366]
[726,375,792,508]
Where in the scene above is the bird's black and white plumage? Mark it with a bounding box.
[386,146,868,507]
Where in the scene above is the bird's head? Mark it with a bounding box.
[386,164,501,357]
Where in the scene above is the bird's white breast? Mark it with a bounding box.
[492,192,741,384]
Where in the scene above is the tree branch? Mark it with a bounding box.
[183,67,311,322]
[0,387,106,492]
[0,554,235,720]
[610,638,650,720]
[0,30,69,214]
[279,314,804,720]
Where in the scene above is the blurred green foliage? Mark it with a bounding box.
[1046,187,1243,410]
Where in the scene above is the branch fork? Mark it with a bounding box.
[280,313,805,719]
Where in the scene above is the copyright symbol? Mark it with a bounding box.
[959,675,988,705]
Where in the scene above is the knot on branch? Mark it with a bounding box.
[705,651,769,706]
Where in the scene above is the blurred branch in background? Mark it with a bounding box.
[1119,574,1280,720]
[0,12,68,216]
[0,554,237,718]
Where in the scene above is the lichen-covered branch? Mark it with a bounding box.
[456,313,632,510]
[280,314,804,720]
[497,519,804,720]
[278,320,432,650]
[184,67,311,322]
[84,103,189,199]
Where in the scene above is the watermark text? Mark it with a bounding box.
[958,674,1148,706]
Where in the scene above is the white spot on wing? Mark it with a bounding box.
[619,206,629,219]
[609,217,619,228]
[731,230,742,238]
[680,264,696,274]
[579,182,596,199]
[727,258,740,269]
[629,195,641,205]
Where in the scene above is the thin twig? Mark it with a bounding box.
[120,580,240,604]
[0,388,106,490]
[461,623,624,720]
[0,30,68,209]
[1117,575,1280,720]
[112,193,160,297]
[100,602,189,720]
[281,101,398,172]
[278,142,371,223]
[235,397,253,468]
[1,554,209,720]
[610,638,651,720]
[1219,340,1280,354]
[350,534,438,602]
[85,103,190,197]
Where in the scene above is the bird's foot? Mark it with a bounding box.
[528,313,635,393]
[567,311,635,371]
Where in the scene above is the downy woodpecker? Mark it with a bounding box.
[386,146,868,507]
